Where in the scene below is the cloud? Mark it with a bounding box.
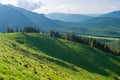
[1,0,120,14]
[0,0,43,11]
[17,0,43,10]
[0,0,17,5]
[55,4,80,12]
[34,4,80,14]
[109,6,117,9]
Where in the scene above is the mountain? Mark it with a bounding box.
[81,17,120,28]
[0,4,61,32]
[46,13,92,23]
[46,11,120,37]
[79,11,120,37]
[84,14,102,17]
[0,33,120,80]
[60,11,120,37]
[9,5,61,31]
[0,4,120,37]
[0,4,37,32]
[102,10,120,18]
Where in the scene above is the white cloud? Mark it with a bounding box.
[109,6,117,9]
[34,4,80,14]
[0,0,120,14]
[55,4,72,12]
[0,0,17,5]
[0,0,43,11]
[17,0,43,10]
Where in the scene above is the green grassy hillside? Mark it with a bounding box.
[0,33,120,80]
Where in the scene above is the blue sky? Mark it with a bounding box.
[0,0,120,14]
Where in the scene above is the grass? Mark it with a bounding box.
[0,33,120,80]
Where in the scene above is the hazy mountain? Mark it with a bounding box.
[46,13,93,23]
[0,4,61,32]
[102,10,120,18]
[81,11,120,29]
[9,5,61,31]
[60,11,120,37]
[46,11,120,37]
[0,4,120,37]
[0,4,37,32]
[84,14,102,17]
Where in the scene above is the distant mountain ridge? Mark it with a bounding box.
[0,4,120,37]
[46,13,93,23]
[101,10,120,18]
[57,11,120,37]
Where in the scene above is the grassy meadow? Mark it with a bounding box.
[0,33,120,80]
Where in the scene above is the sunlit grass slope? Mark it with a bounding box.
[0,33,120,80]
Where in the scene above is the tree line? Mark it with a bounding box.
[50,30,120,56]
[7,26,40,33]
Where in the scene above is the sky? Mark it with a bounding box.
[0,0,120,14]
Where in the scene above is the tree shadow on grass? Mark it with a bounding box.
[18,34,120,76]
[32,53,79,72]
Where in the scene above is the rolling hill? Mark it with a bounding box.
[0,33,120,80]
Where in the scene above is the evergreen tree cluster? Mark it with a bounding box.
[63,33,111,53]
[7,27,14,33]
[49,30,62,38]
[7,27,40,33]
[23,27,40,33]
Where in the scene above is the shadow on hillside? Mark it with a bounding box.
[32,53,80,72]
[18,34,120,76]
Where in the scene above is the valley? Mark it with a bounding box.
[0,2,120,80]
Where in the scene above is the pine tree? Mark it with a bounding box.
[16,28,19,32]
